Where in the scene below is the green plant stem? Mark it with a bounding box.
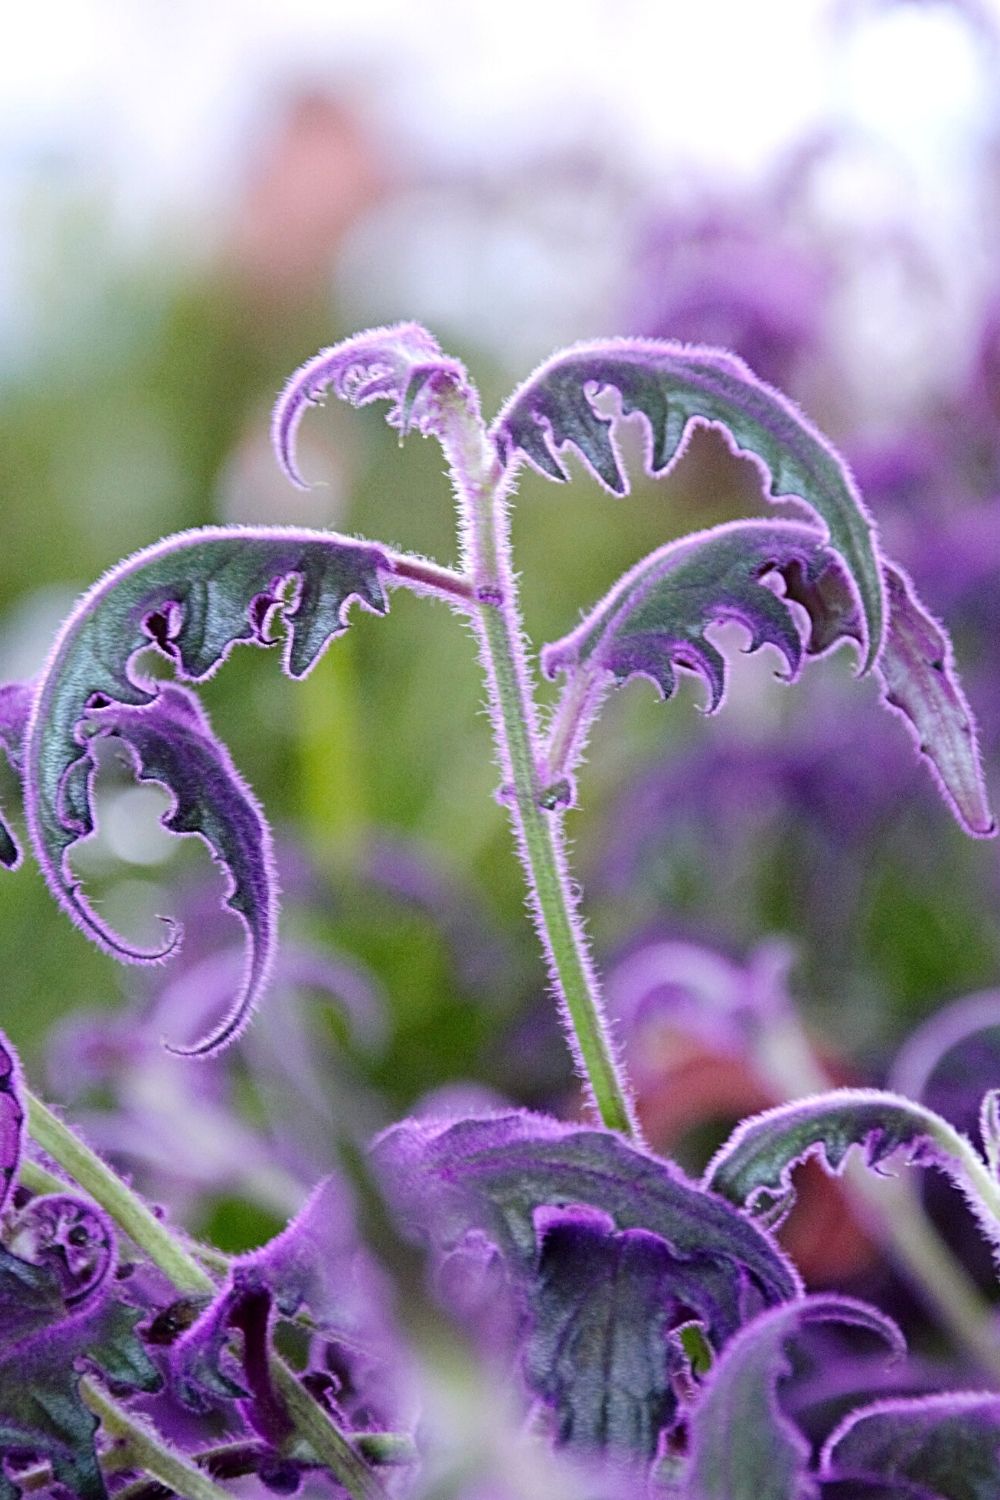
[439,399,640,1140]
[478,605,639,1139]
[25,1091,389,1500]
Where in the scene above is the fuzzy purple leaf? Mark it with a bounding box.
[173,1176,362,1436]
[703,1089,1000,1256]
[685,1295,904,1500]
[542,519,831,713]
[784,559,995,838]
[23,526,390,1049]
[376,1111,799,1352]
[0,682,32,869]
[274,322,480,487]
[83,685,276,1055]
[491,338,884,670]
[823,1393,1000,1500]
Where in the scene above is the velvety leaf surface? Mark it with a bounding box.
[377,1112,798,1307]
[523,1207,687,1458]
[273,322,480,486]
[542,519,830,711]
[685,1295,904,1500]
[491,338,884,668]
[823,1393,1000,1500]
[23,526,390,1047]
[784,559,994,837]
[703,1089,1000,1252]
[84,685,276,1054]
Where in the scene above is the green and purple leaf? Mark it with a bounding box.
[703,1088,1000,1257]
[23,526,391,1053]
[544,525,992,838]
[491,337,885,669]
[542,519,830,713]
[274,322,480,487]
[0,1296,160,1500]
[823,1393,1000,1500]
[685,1295,904,1500]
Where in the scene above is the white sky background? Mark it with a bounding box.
[2,0,996,205]
[2,0,1000,381]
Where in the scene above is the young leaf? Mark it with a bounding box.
[542,518,829,713]
[274,322,479,486]
[784,559,995,838]
[545,530,992,838]
[491,338,885,669]
[823,1392,1000,1500]
[376,1112,799,1316]
[23,526,390,1051]
[703,1088,1000,1256]
[685,1295,904,1500]
[8,1194,116,1308]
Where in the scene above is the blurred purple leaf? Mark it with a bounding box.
[685,1295,903,1500]
[823,1392,1000,1500]
[377,1112,798,1312]
[173,1176,368,1447]
[491,337,884,669]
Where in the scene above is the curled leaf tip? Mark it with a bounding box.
[273,322,478,487]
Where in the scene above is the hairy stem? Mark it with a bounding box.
[438,396,640,1139]
[25,1091,389,1500]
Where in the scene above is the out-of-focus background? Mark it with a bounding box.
[3,0,1000,1255]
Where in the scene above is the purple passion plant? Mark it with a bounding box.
[0,322,996,1496]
